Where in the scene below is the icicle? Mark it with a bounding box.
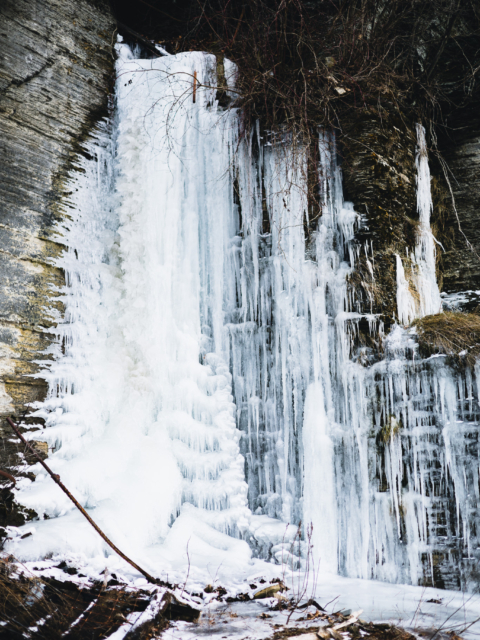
[396,125,442,323]
[396,255,416,326]
[412,124,442,318]
[303,383,337,572]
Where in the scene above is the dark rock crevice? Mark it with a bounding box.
[437,101,480,293]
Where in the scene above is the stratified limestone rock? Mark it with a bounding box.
[0,0,115,417]
[0,0,115,534]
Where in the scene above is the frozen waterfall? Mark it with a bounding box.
[9,44,480,592]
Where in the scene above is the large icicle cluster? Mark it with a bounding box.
[229,124,479,587]
[9,45,480,591]
[10,46,250,575]
[231,123,479,587]
[228,130,364,571]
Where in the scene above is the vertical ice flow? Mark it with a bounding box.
[396,124,442,324]
[414,124,442,318]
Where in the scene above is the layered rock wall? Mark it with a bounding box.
[0,0,115,532]
[0,0,115,420]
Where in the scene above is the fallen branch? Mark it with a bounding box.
[298,598,326,612]
[0,469,16,484]
[6,417,164,586]
[333,609,363,631]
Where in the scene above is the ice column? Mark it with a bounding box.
[229,131,362,571]
[303,382,337,572]
[396,125,442,324]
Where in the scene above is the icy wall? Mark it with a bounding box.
[230,125,479,590]
[11,45,480,591]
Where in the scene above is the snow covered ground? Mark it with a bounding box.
[6,551,480,639]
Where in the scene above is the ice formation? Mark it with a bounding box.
[396,124,442,325]
[9,43,480,592]
[10,48,250,577]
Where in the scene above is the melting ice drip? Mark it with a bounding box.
[11,45,480,591]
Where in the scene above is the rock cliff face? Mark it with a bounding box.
[0,0,115,531]
[341,111,418,326]
[342,106,480,317]
[0,0,115,420]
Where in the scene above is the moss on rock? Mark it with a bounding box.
[342,109,418,325]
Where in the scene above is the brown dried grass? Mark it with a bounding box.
[414,311,480,366]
